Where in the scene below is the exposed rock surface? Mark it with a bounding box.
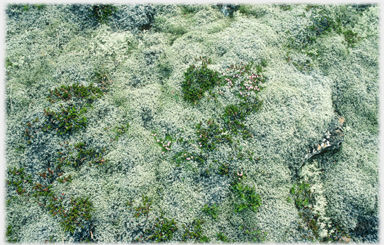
[300,116,345,169]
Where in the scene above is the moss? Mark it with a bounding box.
[230,173,262,213]
[217,232,230,242]
[182,218,209,242]
[238,5,267,18]
[147,214,178,242]
[128,195,153,218]
[182,57,222,105]
[201,203,220,220]
[89,4,117,25]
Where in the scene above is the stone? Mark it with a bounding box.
[300,115,345,169]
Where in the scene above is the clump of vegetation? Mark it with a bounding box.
[195,118,232,151]
[6,167,32,196]
[240,225,267,242]
[218,163,229,176]
[127,195,153,218]
[47,196,95,234]
[6,225,17,242]
[230,174,261,212]
[238,5,267,18]
[55,141,108,169]
[217,232,231,242]
[279,4,292,11]
[147,214,178,242]
[201,203,220,220]
[42,105,88,135]
[152,130,179,153]
[290,181,322,241]
[113,123,130,139]
[89,4,117,25]
[182,218,210,242]
[182,57,222,105]
[47,83,103,104]
[172,150,206,168]
[290,5,363,50]
[342,29,360,47]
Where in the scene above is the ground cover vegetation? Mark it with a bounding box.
[5,3,378,243]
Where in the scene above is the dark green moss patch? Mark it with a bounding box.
[89,4,117,25]
[6,167,32,196]
[182,57,222,105]
[128,195,153,218]
[182,218,209,242]
[201,203,219,220]
[195,118,232,151]
[147,214,178,242]
[230,176,261,213]
[217,232,231,242]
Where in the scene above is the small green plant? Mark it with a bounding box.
[182,57,222,105]
[47,196,95,234]
[152,131,175,153]
[201,203,220,220]
[89,4,117,25]
[343,29,360,47]
[148,214,178,242]
[6,167,32,196]
[217,232,230,242]
[195,119,232,151]
[291,181,322,241]
[279,4,292,11]
[113,123,129,139]
[238,5,266,18]
[182,218,209,242]
[47,82,103,104]
[218,163,229,176]
[180,5,199,15]
[230,178,261,213]
[6,225,17,243]
[128,195,153,218]
[244,228,267,242]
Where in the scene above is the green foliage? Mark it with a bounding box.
[231,180,261,213]
[148,215,178,242]
[55,141,108,169]
[289,5,363,50]
[291,181,322,241]
[6,225,17,243]
[113,123,130,139]
[128,195,153,218]
[89,4,117,25]
[42,105,88,135]
[195,118,232,151]
[6,167,32,196]
[218,163,229,176]
[182,57,222,105]
[238,5,267,18]
[243,228,267,242]
[47,83,103,103]
[152,131,175,153]
[6,57,13,68]
[180,5,199,15]
[279,4,292,11]
[216,232,230,242]
[219,60,266,139]
[182,218,209,242]
[47,196,95,234]
[343,29,360,47]
[201,203,219,220]
[291,181,311,209]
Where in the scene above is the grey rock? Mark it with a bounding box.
[300,116,345,169]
